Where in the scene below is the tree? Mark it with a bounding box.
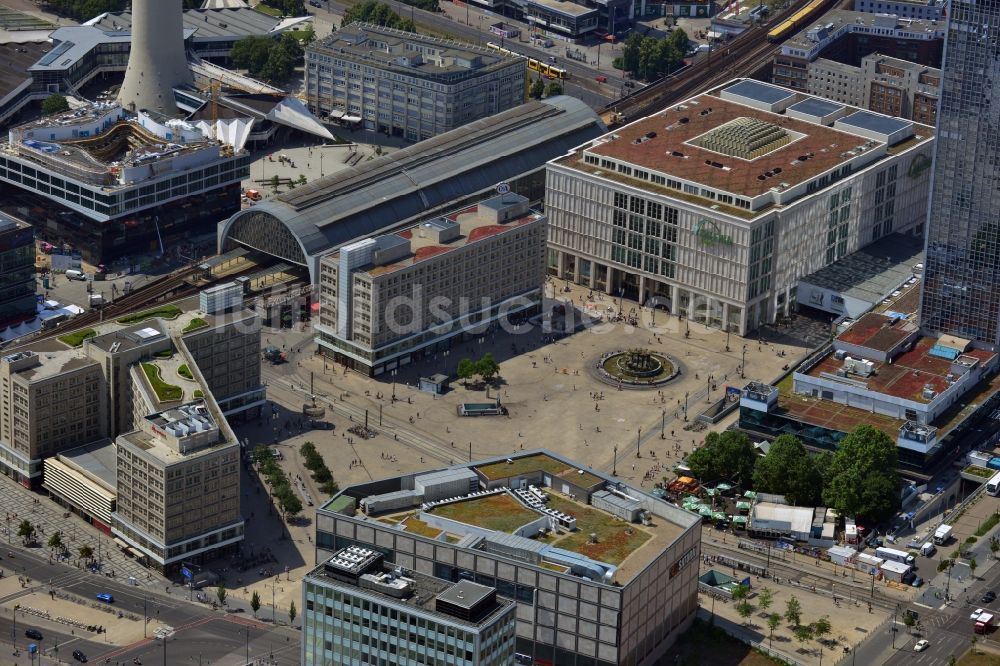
[767,613,782,648]
[260,45,296,84]
[668,28,690,57]
[47,531,63,554]
[252,444,274,466]
[281,492,303,518]
[216,585,228,606]
[752,435,822,505]
[758,587,774,613]
[529,78,545,99]
[793,624,814,650]
[812,616,832,662]
[686,430,756,485]
[343,1,416,31]
[991,539,999,560]
[41,94,69,116]
[544,81,563,97]
[289,600,298,625]
[737,600,755,626]
[270,174,281,193]
[17,520,34,545]
[456,358,476,385]
[969,556,978,579]
[822,425,900,522]
[731,583,749,602]
[784,596,802,627]
[231,36,274,76]
[903,611,915,634]
[250,591,262,618]
[476,353,500,382]
[78,544,94,562]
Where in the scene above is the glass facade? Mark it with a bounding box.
[303,579,516,666]
[0,221,36,326]
[920,0,1000,344]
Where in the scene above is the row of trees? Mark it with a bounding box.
[251,444,303,517]
[300,441,339,495]
[731,587,832,661]
[343,0,417,32]
[457,352,500,385]
[529,79,563,100]
[17,520,94,562]
[614,30,690,81]
[686,424,900,522]
[230,32,308,85]
[260,0,306,15]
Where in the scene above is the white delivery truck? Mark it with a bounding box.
[875,546,915,565]
[920,542,936,556]
[934,524,953,545]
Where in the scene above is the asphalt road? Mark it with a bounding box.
[0,548,299,665]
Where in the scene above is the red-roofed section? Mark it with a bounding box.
[414,245,455,261]
[468,225,508,242]
[397,230,413,239]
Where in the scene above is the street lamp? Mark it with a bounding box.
[683,392,689,421]
[636,428,641,458]
[741,345,747,379]
[706,375,714,403]
[612,445,618,476]
[725,325,731,352]
[660,409,666,439]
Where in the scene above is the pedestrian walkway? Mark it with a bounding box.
[0,475,167,589]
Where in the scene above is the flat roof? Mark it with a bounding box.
[0,41,49,102]
[311,22,517,78]
[526,0,599,17]
[7,350,99,382]
[784,10,944,51]
[580,94,880,199]
[836,110,913,136]
[722,79,797,106]
[436,579,494,610]
[787,98,845,118]
[57,439,117,490]
[29,26,134,73]
[804,336,996,403]
[799,232,924,305]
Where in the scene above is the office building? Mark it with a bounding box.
[0,213,36,327]
[304,23,526,141]
[302,546,516,665]
[468,0,637,37]
[0,350,107,487]
[316,450,702,666]
[545,79,934,335]
[0,103,251,263]
[773,11,944,92]
[853,0,945,20]
[219,96,605,282]
[43,439,117,534]
[807,53,940,124]
[114,400,242,571]
[316,193,546,375]
[919,0,1000,344]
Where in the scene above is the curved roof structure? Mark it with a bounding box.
[217,96,605,282]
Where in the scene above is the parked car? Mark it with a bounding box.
[95,592,114,603]
[73,650,88,662]
[910,576,923,587]
[24,629,42,640]
[971,608,985,621]
[914,639,929,652]
[983,591,997,603]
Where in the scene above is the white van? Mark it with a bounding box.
[64,269,85,280]
[920,542,936,557]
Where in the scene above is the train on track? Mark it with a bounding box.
[767,0,827,42]
[486,42,569,79]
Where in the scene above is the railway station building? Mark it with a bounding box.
[544,79,934,335]
[315,450,702,666]
[218,96,605,283]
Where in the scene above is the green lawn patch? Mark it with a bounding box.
[976,513,1000,537]
[403,517,442,539]
[431,493,538,533]
[154,350,173,359]
[59,328,96,347]
[252,2,282,16]
[476,453,578,482]
[178,364,194,380]
[967,465,995,479]
[183,318,209,334]
[547,495,651,566]
[193,390,204,398]
[141,363,183,402]
[117,305,181,325]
